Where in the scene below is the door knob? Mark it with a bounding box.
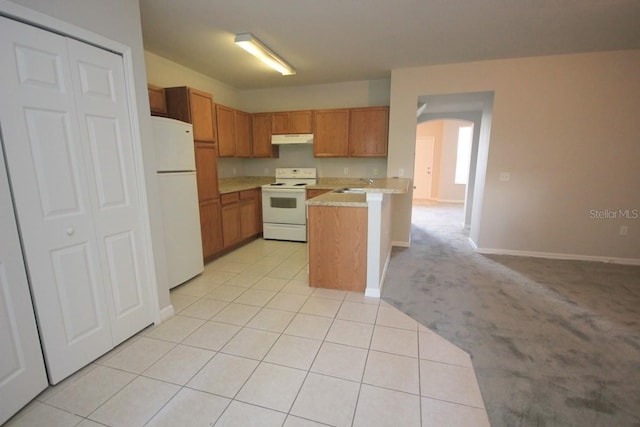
[66,227,75,236]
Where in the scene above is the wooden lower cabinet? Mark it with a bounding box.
[239,189,262,238]
[308,205,368,291]
[199,199,223,259]
[221,192,241,248]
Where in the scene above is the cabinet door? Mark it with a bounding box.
[147,84,167,116]
[349,107,389,157]
[252,113,278,158]
[289,110,313,133]
[217,105,236,157]
[189,89,216,143]
[221,193,241,247]
[313,109,350,157]
[199,199,223,259]
[239,189,260,238]
[194,142,219,200]
[271,112,289,134]
[235,110,252,158]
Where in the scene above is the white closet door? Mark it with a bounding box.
[66,38,151,345]
[0,16,152,384]
[0,144,48,425]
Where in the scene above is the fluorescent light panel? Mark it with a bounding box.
[234,33,296,76]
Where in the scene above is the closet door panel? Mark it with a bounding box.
[0,143,48,425]
[0,16,112,384]
[67,38,152,345]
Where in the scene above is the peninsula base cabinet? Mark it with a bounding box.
[308,205,368,291]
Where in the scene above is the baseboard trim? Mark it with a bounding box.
[473,245,640,266]
[159,304,175,323]
[365,288,381,298]
[392,240,410,247]
[436,198,464,204]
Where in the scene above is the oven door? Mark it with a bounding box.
[261,188,307,225]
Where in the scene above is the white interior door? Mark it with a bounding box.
[0,142,48,425]
[0,16,152,384]
[413,136,435,201]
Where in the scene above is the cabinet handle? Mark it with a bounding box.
[66,227,75,236]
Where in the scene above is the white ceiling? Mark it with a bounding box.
[139,0,640,91]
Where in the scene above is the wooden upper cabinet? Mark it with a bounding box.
[235,110,252,158]
[271,110,313,134]
[147,84,167,116]
[165,87,216,143]
[216,104,236,157]
[251,113,278,158]
[190,90,216,142]
[313,109,350,157]
[349,107,389,157]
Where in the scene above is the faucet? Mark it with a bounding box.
[360,178,374,185]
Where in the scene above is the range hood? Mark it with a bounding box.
[271,134,314,145]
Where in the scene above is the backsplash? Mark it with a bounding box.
[218,144,387,178]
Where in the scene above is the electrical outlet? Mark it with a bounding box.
[373,168,380,176]
[399,168,404,177]
[620,225,628,236]
[264,167,269,175]
[232,167,237,175]
[343,167,349,176]
[499,172,511,182]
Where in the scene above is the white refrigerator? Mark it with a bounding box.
[152,116,204,289]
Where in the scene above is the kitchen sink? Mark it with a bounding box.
[333,187,366,194]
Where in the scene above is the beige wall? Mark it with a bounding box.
[389,50,640,261]
[5,0,172,310]
[145,51,241,108]
[239,79,391,112]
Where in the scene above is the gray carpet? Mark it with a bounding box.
[381,203,640,427]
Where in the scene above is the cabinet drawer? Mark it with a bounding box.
[221,192,239,205]
[240,189,259,200]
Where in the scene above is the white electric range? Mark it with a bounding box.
[261,168,317,242]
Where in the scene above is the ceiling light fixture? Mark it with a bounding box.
[234,33,296,76]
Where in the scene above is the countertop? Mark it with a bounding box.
[217,176,410,205]
[307,177,410,194]
[218,176,273,194]
[306,177,410,207]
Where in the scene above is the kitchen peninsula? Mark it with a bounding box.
[306,178,410,297]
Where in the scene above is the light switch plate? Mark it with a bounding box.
[499,172,511,182]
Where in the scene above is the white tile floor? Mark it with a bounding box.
[7,239,490,427]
